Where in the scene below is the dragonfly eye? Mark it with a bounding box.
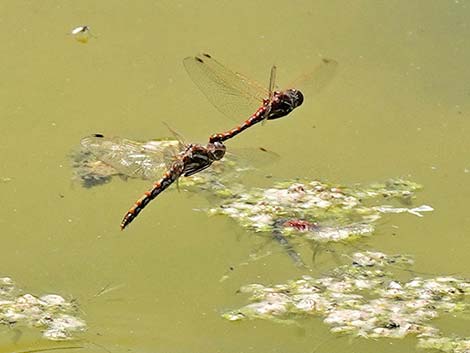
[291,89,304,108]
[212,150,225,160]
[209,142,226,160]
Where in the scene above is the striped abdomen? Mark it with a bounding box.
[120,160,185,230]
[209,105,268,143]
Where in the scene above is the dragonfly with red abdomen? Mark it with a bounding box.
[183,53,338,144]
[80,133,226,229]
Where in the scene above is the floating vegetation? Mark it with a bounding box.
[0,277,86,340]
[71,147,121,188]
[209,179,432,243]
[223,251,470,351]
[418,336,470,353]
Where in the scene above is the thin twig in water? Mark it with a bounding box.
[11,345,83,353]
[94,283,125,298]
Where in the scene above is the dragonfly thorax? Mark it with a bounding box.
[267,89,304,120]
[182,143,225,177]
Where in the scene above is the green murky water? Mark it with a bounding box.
[1,1,470,352]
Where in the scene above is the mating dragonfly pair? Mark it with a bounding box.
[83,53,338,229]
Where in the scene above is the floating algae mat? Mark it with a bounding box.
[223,251,470,352]
[207,178,433,242]
[418,336,470,353]
[0,277,86,340]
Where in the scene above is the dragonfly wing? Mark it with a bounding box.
[268,65,277,99]
[288,58,338,97]
[183,53,269,120]
[161,122,186,151]
[80,135,180,180]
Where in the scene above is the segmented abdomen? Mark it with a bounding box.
[120,160,185,230]
[209,105,267,143]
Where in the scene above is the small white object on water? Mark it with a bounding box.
[70,25,94,43]
[71,25,89,35]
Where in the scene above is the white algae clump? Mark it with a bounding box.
[223,252,470,351]
[0,277,86,340]
[418,336,470,353]
[210,179,432,243]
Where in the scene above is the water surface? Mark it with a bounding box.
[0,1,469,352]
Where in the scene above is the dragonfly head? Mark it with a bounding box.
[267,89,304,120]
[207,141,226,161]
[289,88,304,107]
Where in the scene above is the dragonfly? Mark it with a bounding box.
[80,133,226,229]
[183,53,338,144]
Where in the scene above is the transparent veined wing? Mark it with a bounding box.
[80,134,181,180]
[287,58,338,98]
[184,53,269,121]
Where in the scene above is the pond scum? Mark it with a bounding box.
[223,251,470,352]
[66,137,470,351]
[0,277,86,340]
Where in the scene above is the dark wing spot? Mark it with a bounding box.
[93,133,104,138]
[202,53,212,59]
[195,56,204,63]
